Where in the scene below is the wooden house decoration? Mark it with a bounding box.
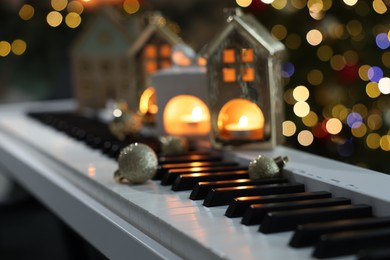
[70,7,140,110]
[201,8,286,149]
[128,12,184,124]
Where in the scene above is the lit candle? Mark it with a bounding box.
[180,106,205,126]
[225,115,260,137]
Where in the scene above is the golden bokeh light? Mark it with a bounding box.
[0,41,11,57]
[47,11,63,27]
[236,0,252,7]
[282,120,296,137]
[297,130,314,146]
[285,33,301,50]
[65,12,81,28]
[19,4,34,21]
[330,54,346,71]
[380,135,390,151]
[302,111,318,127]
[307,69,323,85]
[123,0,140,14]
[367,113,383,130]
[326,118,343,135]
[293,85,310,101]
[346,20,363,37]
[351,123,367,138]
[317,45,333,62]
[51,0,68,11]
[352,104,368,118]
[382,52,390,68]
[306,29,323,46]
[11,39,27,55]
[291,0,306,9]
[358,65,370,81]
[373,0,387,14]
[271,0,288,10]
[307,0,323,13]
[67,1,84,14]
[366,133,381,149]
[294,101,310,117]
[283,89,296,105]
[271,24,287,40]
[366,82,381,98]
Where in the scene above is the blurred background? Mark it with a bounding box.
[0,0,389,174]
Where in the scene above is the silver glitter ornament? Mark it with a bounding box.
[248,155,288,179]
[116,143,158,184]
[109,109,142,140]
[159,135,189,156]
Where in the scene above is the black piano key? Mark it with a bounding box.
[160,164,244,185]
[158,153,221,164]
[241,197,351,226]
[203,183,305,207]
[189,178,289,199]
[259,204,372,234]
[170,170,250,190]
[225,191,332,218]
[290,216,390,248]
[155,161,239,181]
[313,228,390,259]
[358,247,390,260]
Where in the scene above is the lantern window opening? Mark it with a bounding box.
[139,86,157,115]
[163,95,210,136]
[223,49,236,63]
[217,98,265,140]
[241,48,254,62]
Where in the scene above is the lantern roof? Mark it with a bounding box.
[128,12,184,57]
[201,8,285,58]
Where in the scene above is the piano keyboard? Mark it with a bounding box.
[1,100,390,260]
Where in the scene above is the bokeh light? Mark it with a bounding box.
[282,120,296,137]
[297,130,314,146]
[306,29,323,46]
[326,118,343,134]
[293,85,309,101]
[366,81,381,98]
[236,0,252,7]
[47,11,63,27]
[367,66,383,82]
[11,39,27,55]
[380,135,390,151]
[347,112,363,128]
[366,133,381,149]
[65,12,82,28]
[302,111,319,127]
[378,77,390,94]
[19,4,34,21]
[0,41,11,57]
[51,0,68,11]
[376,33,390,50]
[123,0,140,14]
[294,101,310,117]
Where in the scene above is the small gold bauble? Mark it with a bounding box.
[159,135,189,156]
[116,143,158,184]
[109,110,142,140]
[248,155,288,179]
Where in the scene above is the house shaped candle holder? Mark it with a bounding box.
[71,7,139,111]
[128,13,183,124]
[201,8,286,149]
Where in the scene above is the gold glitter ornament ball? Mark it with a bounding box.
[248,155,288,179]
[109,110,142,140]
[117,143,158,184]
[160,135,189,156]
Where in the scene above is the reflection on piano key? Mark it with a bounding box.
[260,204,372,234]
[203,183,306,207]
[188,178,289,199]
[241,197,351,225]
[160,163,242,185]
[225,191,332,218]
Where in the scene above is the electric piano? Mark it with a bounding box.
[0,99,390,260]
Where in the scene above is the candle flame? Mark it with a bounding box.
[238,115,249,127]
[191,106,203,121]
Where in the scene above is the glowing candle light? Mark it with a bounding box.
[225,115,262,137]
